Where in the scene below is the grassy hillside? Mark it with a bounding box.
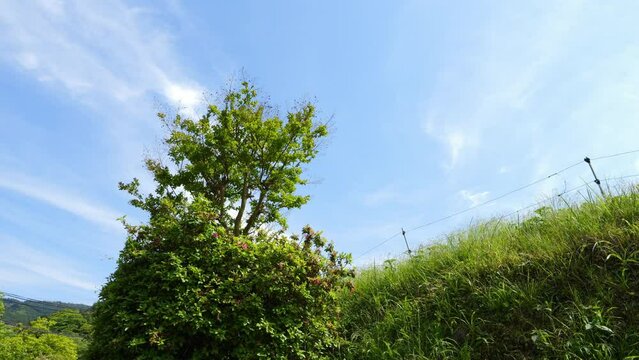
[2,298,90,326]
[337,188,639,359]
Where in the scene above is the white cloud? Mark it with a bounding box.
[163,81,204,118]
[0,236,97,292]
[459,190,490,207]
[422,114,477,168]
[16,52,39,70]
[446,131,467,168]
[0,171,123,232]
[0,0,204,111]
[420,1,585,169]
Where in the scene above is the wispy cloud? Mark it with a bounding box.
[0,0,204,114]
[458,190,490,207]
[0,171,123,232]
[0,236,97,292]
[420,1,585,169]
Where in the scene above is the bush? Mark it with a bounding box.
[0,320,77,360]
[89,197,353,359]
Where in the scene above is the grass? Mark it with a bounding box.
[336,186,639,359]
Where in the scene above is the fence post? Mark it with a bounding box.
[584,157,605,197]
[401,228,412,256]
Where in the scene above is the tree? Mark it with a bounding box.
[89,81,353,359]
[142,81,328,236]
[0,316,77,360]
[47,309,91,337]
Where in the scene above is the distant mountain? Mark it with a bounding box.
[2,298,92,325]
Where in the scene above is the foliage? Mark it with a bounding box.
[48,309,92,338]
[144,80,327,236]
[1,298,90,326]
[90,197,352,359]
[90,81,352,359]
[0,318,78,360]
[337,187,639,359]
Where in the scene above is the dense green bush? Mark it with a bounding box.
[48,309,91,338]
[90,80,352,359]
[90,197,352,359]
[0,312,78,360]
[337,189,639,359]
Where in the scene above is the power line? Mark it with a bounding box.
[601,173,639,182]
[591,149,639,161]
[371,177,637,262]
[355,232,402,260]
[404,159,583,233]
[3,298,69,314]
[2,291,75,313]
[498,181,593,220]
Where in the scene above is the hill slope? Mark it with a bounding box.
[338,189,639,359]
[2,298,91,325]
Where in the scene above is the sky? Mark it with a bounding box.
[2,0,639,304]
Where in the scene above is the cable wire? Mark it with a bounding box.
[2,291,76,313]
[404,159,583,233]
[355,149,639,260]
[498,181,593,220]
[354,232,402,260]
[591,149,639,161]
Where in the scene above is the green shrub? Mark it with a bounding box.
[89,197,352,359]
[0,317,78,360]
[90,80,351,359]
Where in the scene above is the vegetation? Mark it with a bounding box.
[89,81,353,359]
[145,81,328,236]
[337,188,639,359]
[2,298,90,326]
[0,299,87,360]
[8,82,639,359]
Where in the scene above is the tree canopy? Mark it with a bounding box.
[89,81,352,359]
[135,81,328,236]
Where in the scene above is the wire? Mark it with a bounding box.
[355,160,583,260]
[354,149,639,260]
[591,149,639,161]
[601,174,639,182]
[499,181,593,220]
[3,298,68,313]
[354,232,402,260]
[2,291,76,313]
[404,159,583,233]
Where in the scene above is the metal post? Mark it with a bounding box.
[584,157,605,197]
[401,228,412,256]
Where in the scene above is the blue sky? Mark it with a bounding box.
[2,0,639,304]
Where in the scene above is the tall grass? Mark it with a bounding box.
[336,186,639,359]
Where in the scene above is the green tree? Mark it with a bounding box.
[48,309,91,337]
[143,81,327,236]
[0,316,77,360]
[89,81,352,359]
